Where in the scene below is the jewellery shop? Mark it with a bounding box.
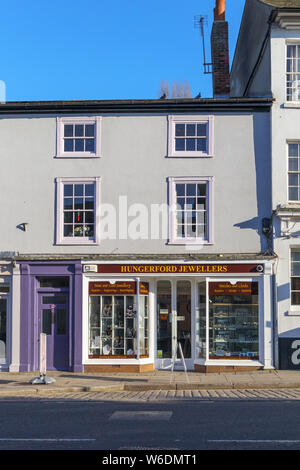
[82,261,274,373]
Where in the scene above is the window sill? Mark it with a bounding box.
[55,153,101,159]
[283,102,300,109]
[167,240,213,246]
[167,154,213,158]
[286,310,300,316]
[56,240,99,246]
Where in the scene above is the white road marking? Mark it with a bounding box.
[0,438,96,442]
[109,411,173,421]
[208,440,300,444]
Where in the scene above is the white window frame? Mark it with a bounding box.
[168,176,214,245]
[167,115,214,158]
[56,116,102,158]
[56,177,101,245]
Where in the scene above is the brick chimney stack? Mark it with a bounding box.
[211,0,230,98]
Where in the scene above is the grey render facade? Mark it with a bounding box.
[0,1,277,374]
[231,0,300,370]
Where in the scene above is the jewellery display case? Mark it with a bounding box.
[209,294,259,359]
[89,294,149,358]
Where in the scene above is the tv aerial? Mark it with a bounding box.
[194,15,212,75]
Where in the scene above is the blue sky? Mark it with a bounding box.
[0,0,245,101]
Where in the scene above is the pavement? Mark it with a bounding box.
[1,369,300,396]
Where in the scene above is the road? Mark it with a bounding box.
[0,390,300,452]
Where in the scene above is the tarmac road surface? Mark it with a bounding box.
[1,391,300,451]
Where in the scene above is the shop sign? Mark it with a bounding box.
[279,338,300,370]
[209,282,258,296]
[159,308,169,320]
[87,263,264,275]
[89,281,149,295]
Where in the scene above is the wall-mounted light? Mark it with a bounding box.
[20,223,28,232]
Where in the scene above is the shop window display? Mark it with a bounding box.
[209,282,259,360]
[89,285,149,358]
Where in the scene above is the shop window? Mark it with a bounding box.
[157,281,172,359]
[291,251,300,305]
[56,116,102,158]
[168,115,213,157]
[197,282,206,359]
[168,177,213,244]
[177,281,191,359]
[88,282,149,358]
[0,285,9,293]
[56,177,100,245]
[208,281,259,360]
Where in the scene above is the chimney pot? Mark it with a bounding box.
[214,0,225,21]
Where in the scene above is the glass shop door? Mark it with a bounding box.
[156,280,192,370]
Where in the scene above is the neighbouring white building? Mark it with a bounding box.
[231,0,300,370]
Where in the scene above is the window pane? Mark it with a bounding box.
[74,184,84,196]
[289,173,299,186]
[85,124,95,137]
[85,198,94,210]
[75,139,84,152]
[56,309,67,335]
[75,125,84,137]
[64,185,73,197]
[289,158,299,171]
[175,124,185,137]
[85,184,94,197]
[186,124,196,136]
[287,45,296,58]
[186,184,196,196]
[292,277,300,290]
[289,144,299,157]
[85,211,94,223]
[197,138,207,152]
[186,198,196,210]
[64,198,73,209]
[176,198,185,210]
[197,123,207,136]
[289,187,299,200]
[175,138,185,151]
[186,225,196,237]
[74,225,84,237]
[177,225,185,237]
[175,184,185,197]
[42,296,67,304]
[74,211,83,223]
[39,277,69,288]
[197,184,207,197]
[85,225,94,237]
[292,252,300,262]
[64,125,73,137]
[64,225,73,237]
[64,212,73,223]
[197,197,206,210]
[74,198,83,210]
[186,138,196,151]
[292,292,300,305]
[64,139,74,152]
[85,139,95,152]
[292,262,300,276]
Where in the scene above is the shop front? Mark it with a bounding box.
[82,260,275,373]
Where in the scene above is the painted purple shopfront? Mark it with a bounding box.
[18,260,83,372]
